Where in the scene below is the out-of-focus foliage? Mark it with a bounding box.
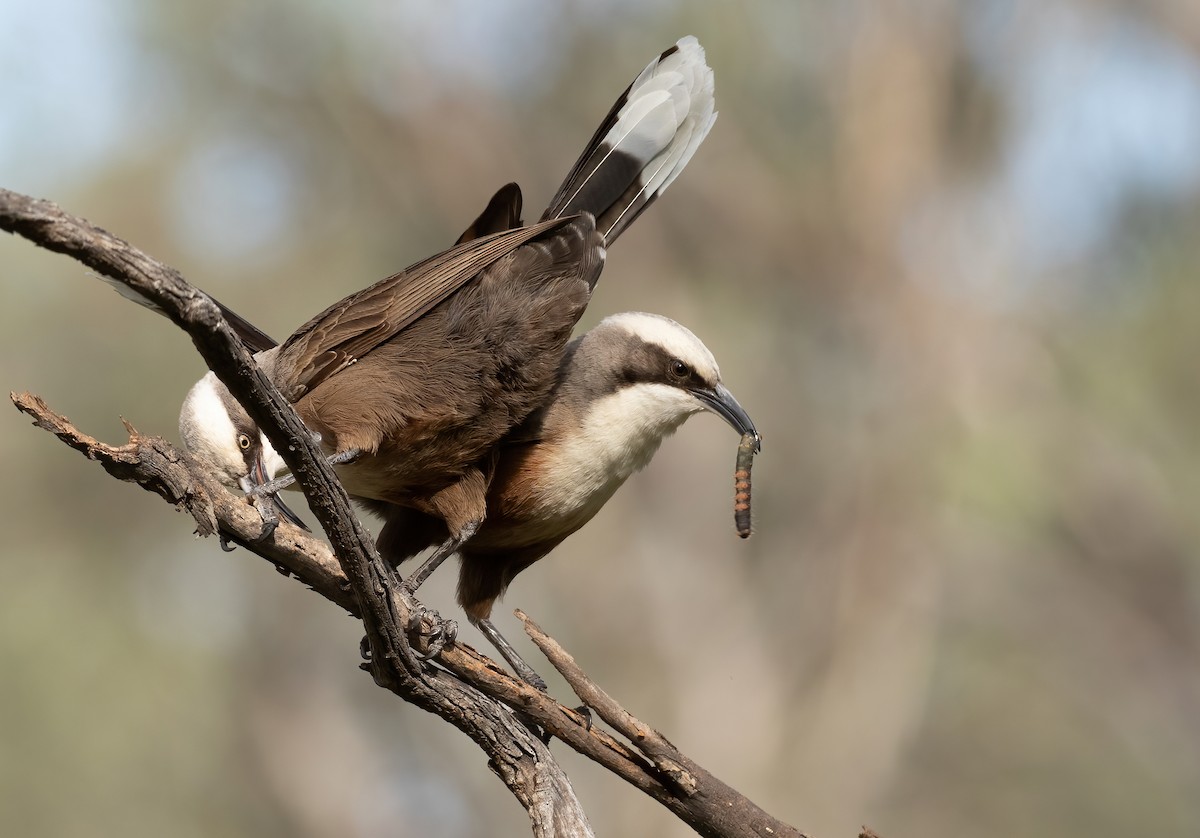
[3,1,1199,836]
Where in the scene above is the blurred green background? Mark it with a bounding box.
[3,1,1200,836]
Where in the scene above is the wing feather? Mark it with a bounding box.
[274,215,578,399]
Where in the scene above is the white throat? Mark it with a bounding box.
[258,432,286,481]
[536,382,703,518]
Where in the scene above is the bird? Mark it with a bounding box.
[176,36,718,610]
[371,311,759,687]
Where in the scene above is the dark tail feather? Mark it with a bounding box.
[99,273,279,352]
[456,182,524,245]
[540,36,717,246]
[215,299,278,352]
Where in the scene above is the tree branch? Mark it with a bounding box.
[3,186,816,837]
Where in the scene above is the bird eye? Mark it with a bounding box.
[669,359,690,379]
[237,433,252,451]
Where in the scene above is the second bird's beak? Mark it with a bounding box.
[245,454,310,531]
[692,383,761,452]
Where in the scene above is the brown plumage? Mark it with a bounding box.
[285,219,604,531]
[177,36,720,685]
[370,310,759,689]
[227,216,607,544]
[375,312,759,616]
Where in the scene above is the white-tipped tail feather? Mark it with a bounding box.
[617,36,717,201]
[542,36,717,245]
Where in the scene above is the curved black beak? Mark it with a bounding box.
[691,383,761,452]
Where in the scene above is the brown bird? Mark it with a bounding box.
[176,37,718,617]
[373,311,758,686]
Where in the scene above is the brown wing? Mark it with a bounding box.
[291,215,604,492]
[272,215,578,400]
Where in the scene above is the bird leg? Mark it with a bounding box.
[401,468,490,596]
[401,519,480,595]
[397,475,488,660]
[250,447,362,496]
[475,617,549,692]
[474,614,592,730]
[396,519,481,662]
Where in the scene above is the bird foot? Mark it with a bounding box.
[535,703,590,746]
[407,605,458,660]
[517,666,549,693]
[249,493,279,541]
[573,705,593,732]
[249,446,361,498]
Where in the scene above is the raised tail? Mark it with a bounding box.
[540,35,716,246]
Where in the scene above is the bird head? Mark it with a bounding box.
[178,371,287,495]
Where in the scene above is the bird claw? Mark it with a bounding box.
[522,668,549,693]
[421,623,456,660]
[573,704,593,732]
[406,605,458,660]
[406,603,431,633]
[219,534,237,552]
[536,702,589,747]
[249,494,279,541]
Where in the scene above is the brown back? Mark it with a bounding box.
[273,215,580,401]
[290,214,606,504]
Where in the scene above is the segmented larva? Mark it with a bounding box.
[734,431,759,538]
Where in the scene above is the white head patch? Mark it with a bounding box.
[179,371,248,484]
[603,311,720,382]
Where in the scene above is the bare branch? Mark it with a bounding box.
[521,611,811,837]
[1,188,592,835]
[10,390,354,608]
[3,186,820,837]
[12,389,808,837]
